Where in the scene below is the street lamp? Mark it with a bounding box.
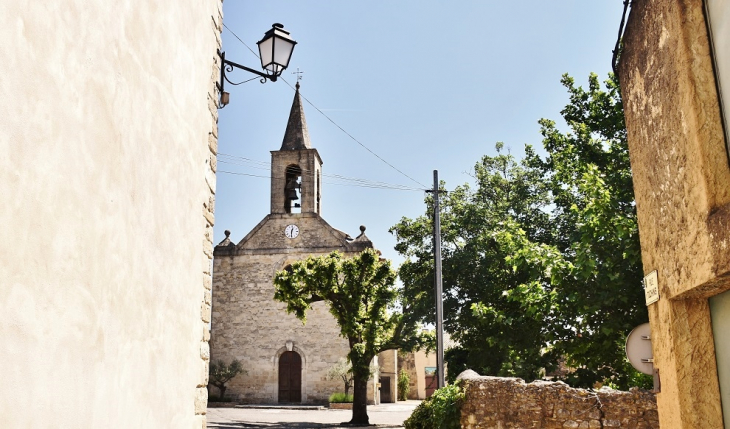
[217,23,297,107]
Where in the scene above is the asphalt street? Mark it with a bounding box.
[206,401,421,428]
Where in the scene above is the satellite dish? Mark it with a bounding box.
[626,323,653,375]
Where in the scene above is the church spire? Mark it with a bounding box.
[280,82,312,150]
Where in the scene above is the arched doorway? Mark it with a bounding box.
[278,351,302,403]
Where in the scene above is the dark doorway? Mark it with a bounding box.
[425,374,437,398]
[278,351,302,403]
[380,376,392,403]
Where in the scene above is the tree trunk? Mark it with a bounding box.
[342,374,351,397]
[349,375,369,425]
[218,384,227,400]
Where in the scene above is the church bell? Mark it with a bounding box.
[285,179,299,201]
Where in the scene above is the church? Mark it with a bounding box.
[210,83,390,404]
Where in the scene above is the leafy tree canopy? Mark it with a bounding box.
[273,248,430,424]
[391,73,649,389]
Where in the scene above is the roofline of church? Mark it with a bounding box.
[213,213,373,257]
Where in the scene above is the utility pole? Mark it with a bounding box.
[431,170,445,389]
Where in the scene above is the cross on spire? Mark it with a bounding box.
[292,68,304,83]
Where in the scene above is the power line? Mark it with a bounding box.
[217,159,419,191]
[218,169,422,192]
[221,24,429,190]
[218,153,422,191]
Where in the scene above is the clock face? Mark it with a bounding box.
[285,224,299,239]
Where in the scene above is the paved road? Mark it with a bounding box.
[206,401,421,428]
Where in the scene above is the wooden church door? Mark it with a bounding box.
[278,351,302,403]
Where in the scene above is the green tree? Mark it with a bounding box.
[209,359,246,400]
[324,357,379,398]
[520,73,648,387]
[391,73,649,389]
[394,143,558,382]
[325,357,354,397]
[273,248,428,425]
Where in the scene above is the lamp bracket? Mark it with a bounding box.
[216,50,276,108]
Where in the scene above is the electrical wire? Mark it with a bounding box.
[218,169,422,191]
[218,153,420,191]
[217,159,421,191]
[221,24,429,190]
[612,1,632,76]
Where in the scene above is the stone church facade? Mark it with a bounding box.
[211,83,380,404]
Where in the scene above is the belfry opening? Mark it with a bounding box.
[284,165,302,214]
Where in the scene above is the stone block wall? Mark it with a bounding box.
[211,214,374,404]
[398,351,420,399]
[458,371,658,429]
[197,2,223,426]
[211,250,350,403]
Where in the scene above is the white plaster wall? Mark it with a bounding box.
[0,1,220,427]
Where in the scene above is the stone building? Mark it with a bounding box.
[1,1,222,428]
[618,0,730,427]
[211,83,385,404]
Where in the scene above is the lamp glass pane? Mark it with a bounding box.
[258,37,274,70]
[273,37,295,70]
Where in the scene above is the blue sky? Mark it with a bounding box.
[215,1,624,267]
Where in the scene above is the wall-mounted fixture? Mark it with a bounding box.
[217,23,297,107]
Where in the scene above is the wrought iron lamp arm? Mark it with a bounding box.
[216,50,276,106]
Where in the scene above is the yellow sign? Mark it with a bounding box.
[644,270,659,305]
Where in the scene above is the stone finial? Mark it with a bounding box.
[360,225,366,233]
[215,230,234,250]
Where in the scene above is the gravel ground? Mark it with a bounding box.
[206,401,421,428]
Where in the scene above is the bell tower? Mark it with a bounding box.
[270,82,322,215]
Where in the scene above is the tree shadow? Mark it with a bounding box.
[207,422,382,428]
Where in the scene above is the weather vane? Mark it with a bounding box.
[292,68,304,83]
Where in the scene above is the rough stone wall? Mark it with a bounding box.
[270,149,323,215]
[211,250,350,403]
[237,213,348,252]
[198,2,223,426]
[458,372,658,429]
[398,352,420,399]
[0,0,222,427]
[211,213,372,404]
[618,0,730,427]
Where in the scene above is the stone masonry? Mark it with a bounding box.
[211,216,372,403]
[197,1,223,426]
[618,0,730,426]
[457,371,658,429]
[210,84,377,404]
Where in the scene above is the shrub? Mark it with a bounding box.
[329,392,354,403]
[398,371,411,401]
[404,383,464,429]
[207,395,234,402]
